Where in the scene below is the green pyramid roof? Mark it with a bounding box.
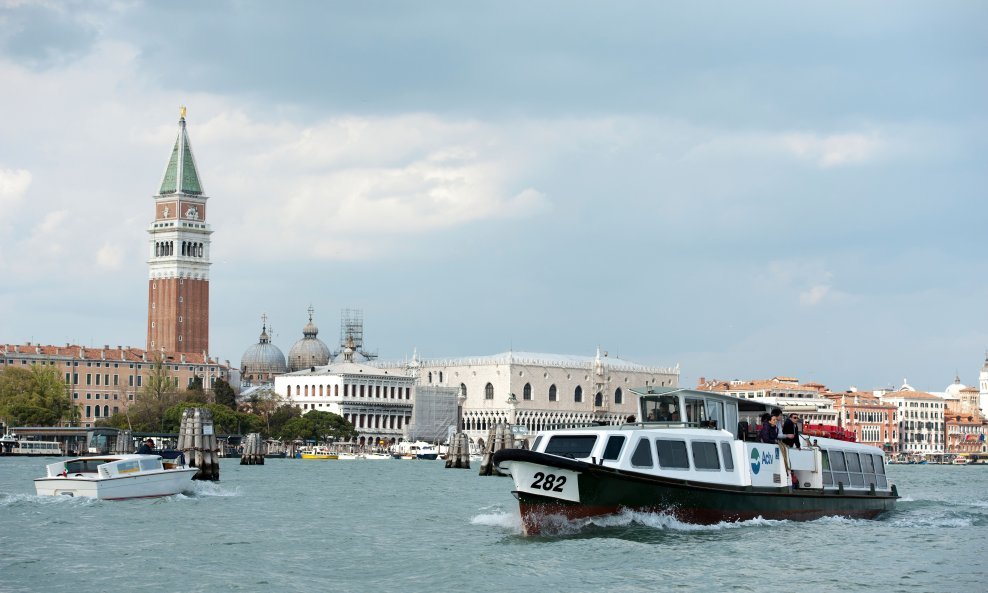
[159,112,203,195]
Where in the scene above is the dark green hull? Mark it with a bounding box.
[494,449,898,535]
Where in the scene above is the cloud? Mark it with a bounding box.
[761,260,845,307]
[799,285,831,306]
[0,168,31,220]
[96,242,123,270]
[783,132,883,168]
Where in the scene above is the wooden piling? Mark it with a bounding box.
[445,432,471,469]
[240,433,265,465]
[179,407,220,481]
[478,423,515,476]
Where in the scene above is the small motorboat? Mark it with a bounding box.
[34,454,197,500]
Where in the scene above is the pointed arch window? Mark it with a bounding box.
[614,387,623,405]
[574,385,583,403]
[460,383,467,398]
[485,383,494,400]
[594,392,603,406]
[549,384,557,402]
[523,383,532,401]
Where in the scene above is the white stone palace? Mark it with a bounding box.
[376,348,679,444]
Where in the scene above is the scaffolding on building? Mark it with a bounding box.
[406,385,458,443]
[335,308,378,361]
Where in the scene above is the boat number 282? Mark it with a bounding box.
[530,471,567,492]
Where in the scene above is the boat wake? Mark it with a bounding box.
[183,481,241,498]
[0,492,101,508]
[474,507,787,537]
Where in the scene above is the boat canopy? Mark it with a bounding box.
[630,387,774,440]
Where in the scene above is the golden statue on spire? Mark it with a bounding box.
[180,105,187,119]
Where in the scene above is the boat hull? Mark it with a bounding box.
[34,468,198,500]
[495,450,897,535]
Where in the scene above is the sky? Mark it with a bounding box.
[0,1,986,393]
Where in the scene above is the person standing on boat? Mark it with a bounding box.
[137,439,155,454]
[758,413,779,444]
[782,413,802,449]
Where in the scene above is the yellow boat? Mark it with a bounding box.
[298,447,338,460]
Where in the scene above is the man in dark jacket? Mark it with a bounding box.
[136,439,155,454]
[781,413,801,449]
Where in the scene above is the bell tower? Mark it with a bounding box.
[146,107,212,354]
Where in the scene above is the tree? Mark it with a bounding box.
[277,410,356,443]
[126,354,181,431]
[185,376,207,403]
[162,402,263,435]
[0,364,73,426]
[214,378,237,410]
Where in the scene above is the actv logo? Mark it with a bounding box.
[750,448,775,475]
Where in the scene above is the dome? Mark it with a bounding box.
[241,320,287,382]
[287,307,331,371]
[945,375,967,397]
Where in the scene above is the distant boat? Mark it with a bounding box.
[298,447,338,460]
[0,434,62,456]
[34,453,196,499]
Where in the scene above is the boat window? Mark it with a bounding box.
[602,436,626,461]
[846,452,864,487]
[116,460,141,474]
[685,399,707,425]
[655,439,690,469]
[531,436,543,451]
[691,441,720,470]
[705,400,725,429]
[873,454,888,489]
[820,450,833,486]
[139,458,163,472]
[829,450,850,488]
[65,459,108,473]
[544,435,597,459]
[720,442,734,471]
[861,454,875,473]
[630,438,654,468]
[643,395,680,422]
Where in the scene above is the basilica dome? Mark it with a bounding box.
[241,320,287,383]
[287,308,331,371]
[944,375,967,397]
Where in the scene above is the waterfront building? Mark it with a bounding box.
[376,348,679,445]
[286,307,331,372]
[0,343,231,428]
[826,391,898,455]
[240,315,288,387]
[945,396,987,456]
[273,344,414,447]
[147,107,212,355]
[880,382,945,457]
[697,377,838,426]
[980,353,988,414]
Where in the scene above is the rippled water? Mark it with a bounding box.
[1,458,985,593]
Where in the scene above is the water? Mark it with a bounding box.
[1,459,986,593]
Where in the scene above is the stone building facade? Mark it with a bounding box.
[377,349,679,444]
[1,343,231,429]
[273,352,415,447]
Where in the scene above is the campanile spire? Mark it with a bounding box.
[146,108,212,354]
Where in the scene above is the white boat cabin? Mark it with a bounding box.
[525,387,892,493]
